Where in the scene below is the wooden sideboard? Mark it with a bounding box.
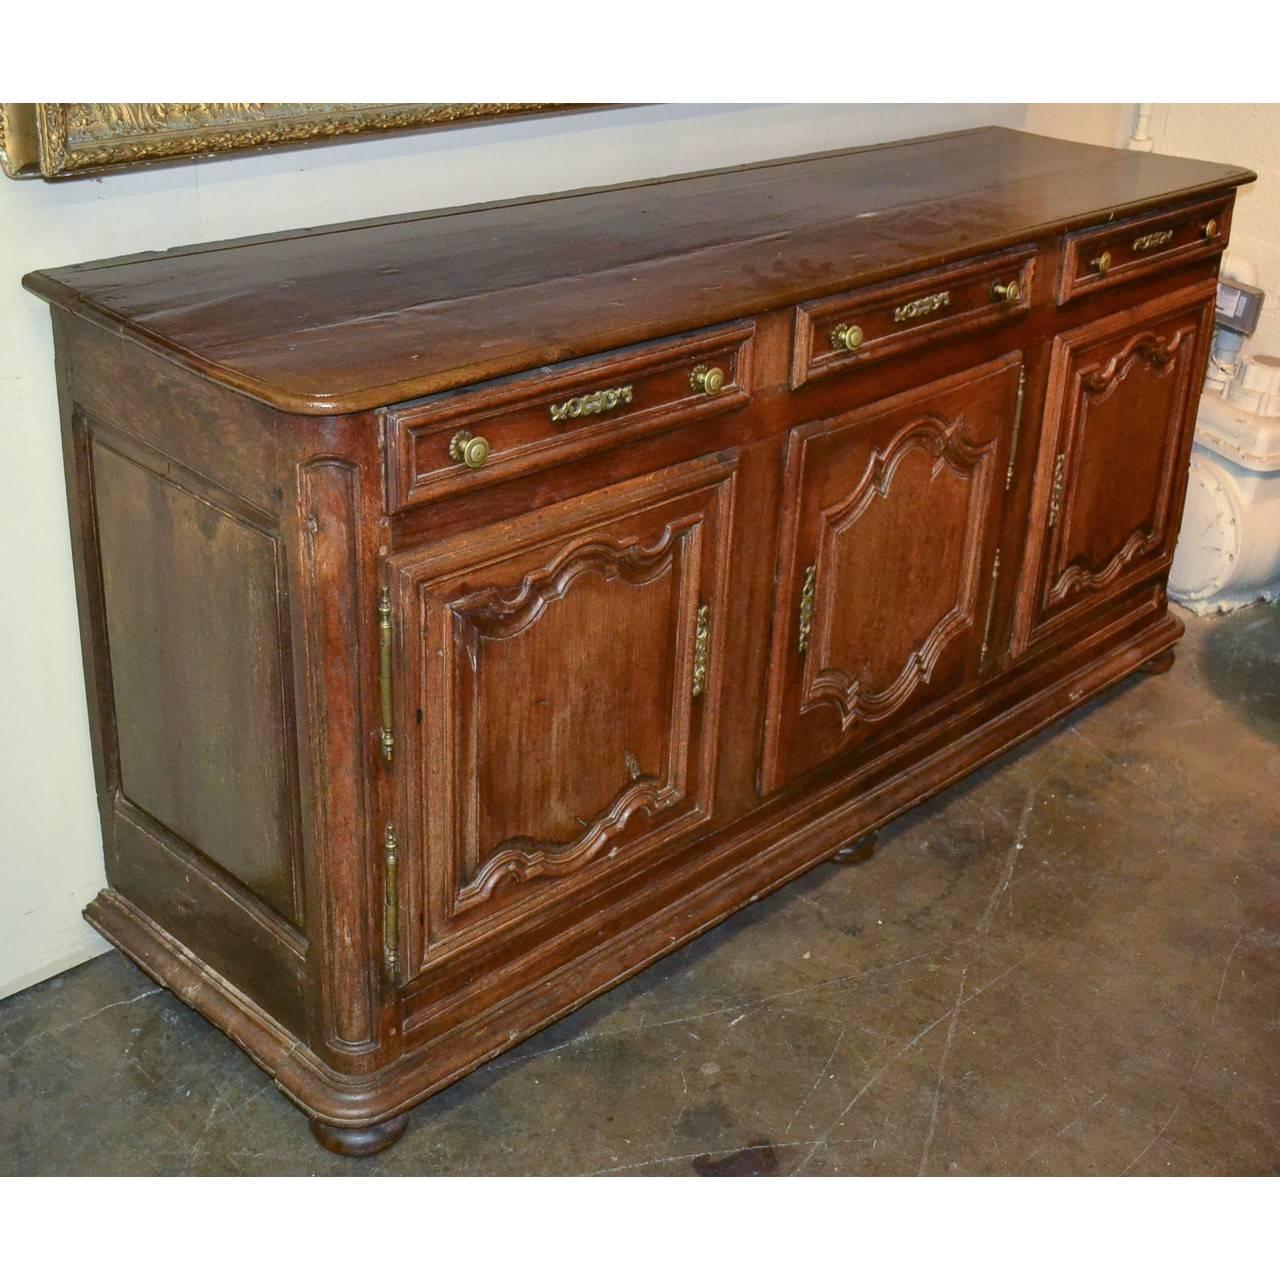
[25,127,1253,1156]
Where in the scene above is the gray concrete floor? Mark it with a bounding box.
[3,605,1278,1176]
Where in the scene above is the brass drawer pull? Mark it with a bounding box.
[449,430,490,469]
[1204,218,1220,240]
[893,290,950,323]
[1133,228,1174,252]
[830,322,864,353]
[549,384,634,423]
[1090,251,1113,276]
[690,364,727,396]
[990,279,1021,303]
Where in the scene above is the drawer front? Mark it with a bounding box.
[1058,196,1230,304]
[385,323,753,510]
[791,248,1035,389]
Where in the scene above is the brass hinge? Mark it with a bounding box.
[377,587,394,763]
[692,603,711,698]
[1006,367,1027,492]
[383,824,399,983]
[798,564,817,654]
[979,549,1002,666]
[1047,452,1067,528]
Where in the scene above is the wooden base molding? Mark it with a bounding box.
[84,609,1180,1149]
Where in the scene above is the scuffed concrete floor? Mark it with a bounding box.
[3,606,1278,1176]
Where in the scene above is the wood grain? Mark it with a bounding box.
[29,128,1243,1154]
[25,128,1252,414]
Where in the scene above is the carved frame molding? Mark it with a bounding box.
[0,102,595,181]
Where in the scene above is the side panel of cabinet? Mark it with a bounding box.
[1012,283,1214,652]
[392,454,737,975]
[761,355,1022,794]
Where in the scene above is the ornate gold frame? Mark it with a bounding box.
[0,103,589,180]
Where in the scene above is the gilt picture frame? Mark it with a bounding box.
[0,103,591,181]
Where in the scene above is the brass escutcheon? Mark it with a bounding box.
[549,384,634,423]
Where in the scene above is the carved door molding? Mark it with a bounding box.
[1012,282,1215,652]
[761,355,1021,793]
[392,454,736,972]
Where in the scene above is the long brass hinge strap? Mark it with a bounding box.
[798,565,817,654]
[979,549,1002,666]
[377,586,394,763]
[692,603,711,698]
[383,824,399,982]
[1006,367,1027,492]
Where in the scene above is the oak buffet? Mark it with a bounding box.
[25,127,1253,1155]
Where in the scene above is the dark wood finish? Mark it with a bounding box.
[791,247,1035,388]
[309,1114,409,1158]
[386,322,753,510]
[1012,283,1215,653]
[1057,194,1232,304]
[762,356,1022,793]
[24,128,1250,414]
[392,455,735,964]
[27,129,1250,1156]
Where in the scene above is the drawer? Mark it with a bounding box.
[1057,196,1231,304]
[790,248,1035,389]
[385,322,754,510]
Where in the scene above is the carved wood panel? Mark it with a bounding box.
[393,455,736,971]
[1012,284,1215,651]
[761,356,1021,793]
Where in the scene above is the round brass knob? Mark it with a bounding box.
[831,323,864,354]
[1204,218,1219,240]
[991,279,1020,303]
[1091,251,1113,276]
[449,430,490,469]
[690,364,726,396]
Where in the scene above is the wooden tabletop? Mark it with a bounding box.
[24,127,1254,416]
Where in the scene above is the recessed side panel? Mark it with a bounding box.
[88,418,304,928]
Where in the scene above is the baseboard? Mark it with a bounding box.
[0,935,113,1003]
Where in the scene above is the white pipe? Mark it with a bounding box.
[1128,104,1154,152]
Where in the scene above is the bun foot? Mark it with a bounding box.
[1140,648,1177,676]
[831,831,878,865]
[309,1113,409,1157]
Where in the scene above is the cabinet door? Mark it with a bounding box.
[761,355,1022,793]
[1012,284,1213,651]
[392,454,736,970]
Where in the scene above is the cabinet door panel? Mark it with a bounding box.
[1013,284,1213,650]
[761,355,1021,793]
[393,454,736,970]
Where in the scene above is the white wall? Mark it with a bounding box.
[1,102,1102,999]
[1144,105,1280,353]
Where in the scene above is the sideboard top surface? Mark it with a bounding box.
[24,126,1253,416]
